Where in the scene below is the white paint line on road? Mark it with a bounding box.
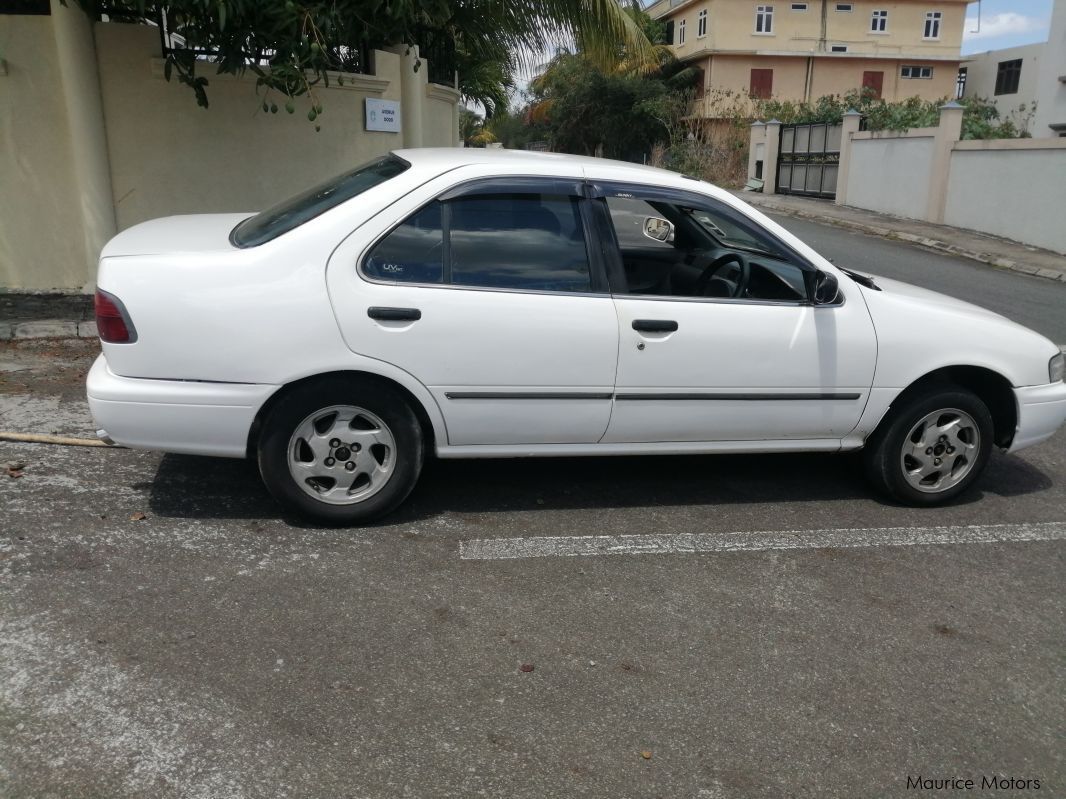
[459,522,1066,561]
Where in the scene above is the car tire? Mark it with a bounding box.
[862,385,994,506]
[257,377,423,525]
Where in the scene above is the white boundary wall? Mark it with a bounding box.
[750,103,1066,255]
[944,142,1066,255]
[842,134,935,221]
[0,7,460,291]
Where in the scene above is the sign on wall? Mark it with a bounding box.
[365,98,401,133]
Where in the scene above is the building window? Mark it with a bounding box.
[750,68,774,98]
[791,2,808,9]
[871,10,888,32]
[697,9,708,37]
[831,44,848,52]
[755,5,774,34]
[901,65,933,79]
[835,3,853,11]
[956,66,967,98]
[995,59,1022,95]
[679,18,686,44]
[923,10,942,39]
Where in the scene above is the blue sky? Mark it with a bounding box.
[961,0,1053,54]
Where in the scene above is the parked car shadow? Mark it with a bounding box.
[145,449,1053,525]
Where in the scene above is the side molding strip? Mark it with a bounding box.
[445,392,614,400]
[615,392,862,401]
[444,392,861,401]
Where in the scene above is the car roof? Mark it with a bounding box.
[392,147,677,181]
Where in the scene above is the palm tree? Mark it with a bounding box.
[527,2,701,133]
[419,0,659,116]
[69,0,656,118]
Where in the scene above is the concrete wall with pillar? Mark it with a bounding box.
[834,102,1066,254]
[926,102,963,224]
[747,121,765,184]
[833,110,862,208]
[0,4,114,291]
[0,11,460,291]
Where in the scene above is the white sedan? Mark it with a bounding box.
[86,149,1066,524]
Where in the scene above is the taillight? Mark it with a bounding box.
[94,289,137,343]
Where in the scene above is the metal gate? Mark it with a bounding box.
[776,122,843,199]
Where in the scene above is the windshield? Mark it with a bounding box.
[230,155,410,248]
[681,206,785,260]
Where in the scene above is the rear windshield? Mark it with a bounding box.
[230,154,410,248]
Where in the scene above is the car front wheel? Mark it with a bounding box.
[258,378,423,525]
[863,386,994,506]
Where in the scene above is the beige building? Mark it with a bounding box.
[647,0,968,113]
[0,2,460,292]
[962,0,1066,137]
[961,43,1042,123]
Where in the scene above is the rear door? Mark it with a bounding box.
[326,169,619,447]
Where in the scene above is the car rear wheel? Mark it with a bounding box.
[863,386,993,506]
[258,378,423,524]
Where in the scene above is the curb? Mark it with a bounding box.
[0,320,98,341]
[742,196,1066,284]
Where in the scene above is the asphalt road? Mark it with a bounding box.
[1,217,1064,798]
[769,213,1066,343]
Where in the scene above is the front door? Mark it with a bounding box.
[327,172,619,446]
[592,182,876,444]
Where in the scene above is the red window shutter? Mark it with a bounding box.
[862,70,884,99]
[750,69,773,99]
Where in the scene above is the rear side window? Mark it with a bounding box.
[364,192,592,293]
[231,155,409,248]
[364,202,444,283]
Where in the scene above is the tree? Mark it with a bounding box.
[66,1,656,123]
[526,2,700,159]
[460,107,499,146]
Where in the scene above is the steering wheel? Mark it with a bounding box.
[694,252,751,298]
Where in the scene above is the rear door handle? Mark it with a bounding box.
[632,319,678,333]
[368,306,421,322]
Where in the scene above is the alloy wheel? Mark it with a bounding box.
[899,407,980,494]
[287,405,396,505]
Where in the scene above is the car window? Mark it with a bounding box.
[602,188,808,302]
[606,197,674,250]
[363,192,593,294]
[363,201,444,283]
[231,155,410,248]
[449,194,590,292]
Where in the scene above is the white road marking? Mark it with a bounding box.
[460,522,1066,561]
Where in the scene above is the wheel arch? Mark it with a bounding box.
[246,370,444,459]
[879,365,1018,448]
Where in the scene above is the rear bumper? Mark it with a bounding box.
[86,355,276,458]
[1010,382,1066,453]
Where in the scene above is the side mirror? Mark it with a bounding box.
[643,216,675,243]
[813,270,840,304]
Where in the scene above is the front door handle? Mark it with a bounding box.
[632,319,678,333]
[368,306,422,322]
